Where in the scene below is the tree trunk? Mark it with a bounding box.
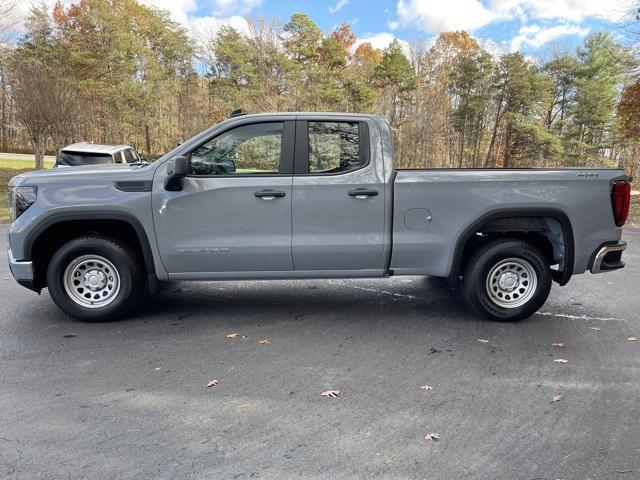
[503,124,512,169]
[484,89,504,167]
[33,132,45,169]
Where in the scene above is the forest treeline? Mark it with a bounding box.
[0,0,639,178]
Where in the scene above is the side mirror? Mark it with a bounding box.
[165,155,188,191]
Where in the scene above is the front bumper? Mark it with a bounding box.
[590,241,626,274]
[7,247,36,291]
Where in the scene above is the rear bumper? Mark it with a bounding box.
[7,247,37,291]
[590,241,626,274]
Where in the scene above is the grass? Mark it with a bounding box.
[0,158,55,169]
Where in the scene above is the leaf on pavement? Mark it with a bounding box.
[590,327,601,332]
[226,333,239,339]
[206,379,219,388]
[477,339,489,343]
[552,394,564,402]
[424,433,440,441]
[321,390,340,398]
[553,358,569,364]
[419,385,433,392]
[627,336,638,342]
[63,333,77,338]
[551,341,566,347]
[259,339,270,345]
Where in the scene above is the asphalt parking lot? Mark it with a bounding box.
[1,225,639,480]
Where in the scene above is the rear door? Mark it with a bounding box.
[291,118,386,271]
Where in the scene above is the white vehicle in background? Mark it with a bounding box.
[56,143,146,167]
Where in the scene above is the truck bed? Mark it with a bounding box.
[391,168,627,278]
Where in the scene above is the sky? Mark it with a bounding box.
[15,0,635,54]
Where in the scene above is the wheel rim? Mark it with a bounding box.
[485,257,537,309]
[63,255,121,309]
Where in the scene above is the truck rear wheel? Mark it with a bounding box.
[463,239,551,321]
[47,236,144,321]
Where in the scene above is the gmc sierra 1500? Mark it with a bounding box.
[7,113,631,322]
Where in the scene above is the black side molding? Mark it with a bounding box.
[115,181,153,192]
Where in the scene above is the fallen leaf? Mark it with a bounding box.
[206,379,218,388]
[63,333,77,338]
[419,385,433,392]
[154,367,162,371]
[321,390,340,398]
[553,358,569,364]
[590,327,601,332]
[477,339,489,343]
[551,342,566,347]
[259,339,270,345]
[226,333,239,339]
[424,433,440,441]
[552,394,564,402]
[384,459,393,465]
[627,336,638,342]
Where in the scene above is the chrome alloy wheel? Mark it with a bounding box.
[63,255,121,308]
[485,257,537,309]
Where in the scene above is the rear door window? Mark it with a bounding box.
[307,121,365,174]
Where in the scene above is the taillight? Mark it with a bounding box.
[611,181,631,227]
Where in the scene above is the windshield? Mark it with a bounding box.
[57,151,113,166]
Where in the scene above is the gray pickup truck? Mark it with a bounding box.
[7,113,631,322]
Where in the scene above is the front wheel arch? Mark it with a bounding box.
[25,213,157,292]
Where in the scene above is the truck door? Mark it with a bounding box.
[153,120,295,274]
[291,118,387,271]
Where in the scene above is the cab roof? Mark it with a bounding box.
[61,143,131,155]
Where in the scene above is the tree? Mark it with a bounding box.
[570,33,630,162]
[542,49,577,135]
[618,79,640,180]
[9,5,80,167]
[449,46,493,167]
[374,40,415,128]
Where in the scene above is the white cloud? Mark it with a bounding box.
[491,0,628,24]
[355,32,412,57]
[329,0,349,14]
[393,0,629,33]
[211,0,262,16]
[396,0,496,32]
[509,23,590,50]
[140,0,260,24]
[139,0,197,25]
[190,15,251,39]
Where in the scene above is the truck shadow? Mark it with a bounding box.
[133,276,478,328]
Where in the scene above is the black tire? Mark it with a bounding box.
[46,235,145,322]
[463,238,552,321]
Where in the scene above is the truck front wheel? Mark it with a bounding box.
[463,239,552,321]
[47,236,144,321]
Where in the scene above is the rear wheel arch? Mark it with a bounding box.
[24,213,157,291]
[449,208,575,286]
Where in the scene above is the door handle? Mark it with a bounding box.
[254,189,286,200]
[348,188,378,199]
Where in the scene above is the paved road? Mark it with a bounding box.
[1,225,639,480]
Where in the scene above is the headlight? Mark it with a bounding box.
[9,186,37,222]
